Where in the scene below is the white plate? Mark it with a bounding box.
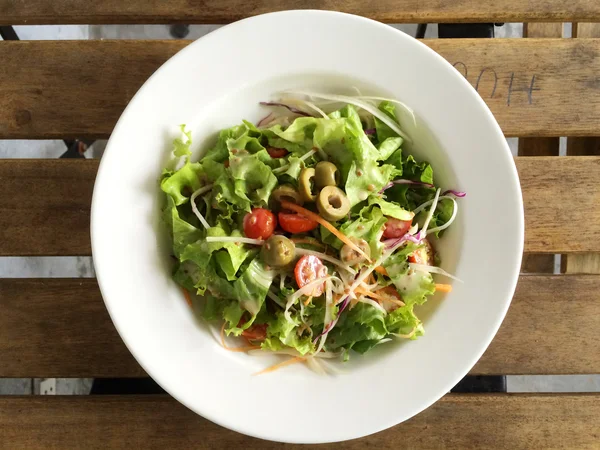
[92,10,523,444]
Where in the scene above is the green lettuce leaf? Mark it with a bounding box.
[383,243,436,306]
[229,152,278,208]
[326,302,388,351]
[385,304,424,339]
[368,196,413,221]
[173,124,193,158]
[160,161,203,206]
[163,197,204,258]
[232,256,275,320]
[374,101,400,143]
[262,310,314,355]
[345,160,398,207]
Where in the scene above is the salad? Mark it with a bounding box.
[160,91,464,374]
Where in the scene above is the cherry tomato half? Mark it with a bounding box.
[267,147,289,158]
[278,212,319,234]
[294,255,327,297]
[382,217,413,239]
[243,208,276,240]
[408,238,434,265]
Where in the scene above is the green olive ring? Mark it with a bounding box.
[316,186,351,221]
[299,168,317,202]
[272,184,304,206]
[261,235,296,267]
[315,161,340,189]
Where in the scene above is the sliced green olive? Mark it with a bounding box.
[272,184,304,206]
[315,161,340,189]
[316,186,350,221]
[261,235,296,267]
[299,168,317,202]
[340,237,371,266]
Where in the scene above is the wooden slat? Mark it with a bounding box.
[566,23,600,275]
[0,279,144,378]
[517,26,562,271]
[1,394,598,449]
[1,1,600,25]
[518,23,562,274]
[2,39,600,139]
[2,157,599,256]
[0,159,95,256]
[1,275,598,377]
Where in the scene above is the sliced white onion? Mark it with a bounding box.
[420,188,441,236]
[295,248,356,274]
[283,90,411,142]
[392,328,418,339]
[412,195,454,216]
[358,296,387,315]
[305,355,327,375]
[408,263,464,283]
[316,279,333,354]
[190,184,213,229]
[353,95,417,126]
[299,149,317,161]
[302,100,329,119]
[271,149,317,174]
[279,274,286,290]
[426,197,458,236]
[267,290,285,308]
[205,236,265,245]
[285,275,330,319]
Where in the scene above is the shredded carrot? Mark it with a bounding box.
[304,295,313,306]
[280,201,372,263]
[291,238,326,250]
[254,356,306,375]
[182,288,192,307]
[220,323,261,352]
[367,273,376,284]
[374,266,389,276]
[355,286,405,307]
[333,293,342,305]
[435,283,453,293]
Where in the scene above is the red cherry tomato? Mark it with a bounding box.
[382,217,413,239]
[294,255,327,297]
[267,147,289,158]
[408,238,434,265]
[243,208,276,240]
[278,212,319,234]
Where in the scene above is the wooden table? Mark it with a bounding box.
[1,2,600,448]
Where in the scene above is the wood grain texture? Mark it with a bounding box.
[1,394,599,449]
[1,0,600,24]
[565,23,600,274]
[0,159,95,256]
[2,275,598,377]
[518,156,600,253]
[0,279,144,378]
[517,23,562,274]
[2,39,600,139]
[2,157,600,256]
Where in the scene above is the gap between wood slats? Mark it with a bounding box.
[1,39,600,139]
[1,275,598,377]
